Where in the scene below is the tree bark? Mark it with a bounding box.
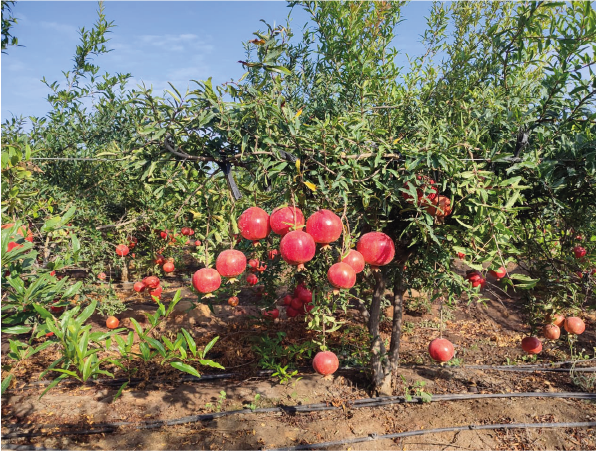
[387,272,406,373]
[368,269,390,395]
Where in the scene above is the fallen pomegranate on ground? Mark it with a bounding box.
[106,316,119,329]
[521,336,542,354]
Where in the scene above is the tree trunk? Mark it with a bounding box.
[121,259,129,282]
[388,272,406,373]
[368,269,391,395]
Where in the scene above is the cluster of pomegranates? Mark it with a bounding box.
[154,254,175,273]
[191,205,397,298]
[521,314,586,354]
[402,175,451,217]
[131,275,163,300]
[282,283,314,317]
[465,266,506,289]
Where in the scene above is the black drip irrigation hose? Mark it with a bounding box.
[7,362,596,392]
[265,421,596,451]
[2,392,596,439]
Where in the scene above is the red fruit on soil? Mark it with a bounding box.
[216,249,247,278]
[573,246,587,259]
[238,207,271,244]
[425,195,452,217]
[521,336,542,354]
[283,295,293,306]
[270,206,305,236]
[154,254,166,265]
[163,262,175,273]
[195,240,202,247]
[115,244,130,257]
[428,338,455,362]
[133,282,146,293]
[246,273,258,286]
[356,232,395,268]
[305,209,342,245]
[149,284,163,299]
[280,230,316,269]
[290,297,303,310]
[192,268,221,294]
[457,252,465,260]
[106,316,119,329]
[341,249,365,274]
[98,272,107,281]
[489,267,507,279]
[547,313,565,327]
[312,351,339,376]
[402,175,439,204]
[327,262,357,290]
[181,227,194,236]
[543,324,560,340]
[142,276,160,289]
[228,296,239,307]
[263,309,279,320]
[286,306,299,318]
[564,317,586,335]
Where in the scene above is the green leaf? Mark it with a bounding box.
[39,374,68,399]
[181,329,197,357]
[171,361,201,378]
[2,325,32,334]
[113,381,129,402]
[202,336,219,358]
[199,359,225,370]
[1,374,14,394]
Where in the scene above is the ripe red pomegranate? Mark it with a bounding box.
[296,286,312,303]
[216,249,247,278]
[543,324,560,340]
[263,309,279,320]
[163,262,175,273]
[547,313,565,327]
[248,259,259,271]
[280,230,316,270]
[238,207,271,244]
[425,195,452,217]
[98,272,107,281]
[149,284,163,299]
[268,249,279,260]
[142,276,160,289]
[356,232,395,268]
[304,304,314,314]
[573,246,587,258]
[282,295,293,306]
[341,249,365,273]
[402,175,439,204]
[290,297,303,310]
[489,267,507,279]
[286,306,299,318]
[181,227,194,236]
[428,338,455,362]
[327,262,356,290]
[106,316,119,329]
[466,270,482,282]
[564,317,585,335]
[312,351,339,376]
[195,240,202,246]
[270,206,305,236]
[246,273,258,286]
[192,268,221,294]
[115,244,129,257]
[133,282,146,293]
[306,209,342,245]
[521,336,542,354]
[471,278,486,289]
[457,252,465,260]
[228,296,239,307]
[159,230,171,240]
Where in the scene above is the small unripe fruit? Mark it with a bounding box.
[228,296,239,307]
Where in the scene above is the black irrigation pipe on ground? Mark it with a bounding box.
[265,421,596,451]
[6,362,596,393]
[2,392,596,439]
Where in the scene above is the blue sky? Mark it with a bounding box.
[1,1,432,122]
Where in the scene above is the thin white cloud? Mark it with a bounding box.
[39,21,79,39]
